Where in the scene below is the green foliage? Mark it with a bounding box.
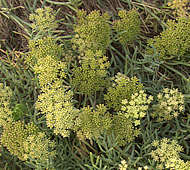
[12,103,27,121]
[152,88,184,122]
[74,104,112,140]
[104,73,143,111]
[151,138,190,169]
[72,9,111,54]
[71,50,110,95]
[113,9,141,45]
[147,16,190,61]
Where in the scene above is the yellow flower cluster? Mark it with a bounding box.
[104,73,143,111]
[0,84,56,164]
[151,138,190,170]
[120,90,153,126]
[108,90,152,146]
[34,55,66,88]
[1,121,39,161]
[23,132,56,165]
[152,88,184,122]
[113,9,141,45]
[36,85,79,137]
[147,16,190,61]
[0,83,13,127]
[71,50,110,95]
[26,37,63,67]
[29,7,58,34]
[72,10,111,54]
[74,104,112,140]
[119,160,128,170]
[168,0,190,17]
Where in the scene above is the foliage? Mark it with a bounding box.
[12,103,28,121]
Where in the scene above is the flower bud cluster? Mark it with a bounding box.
[119,160,128,170]
[29,7,58,34]
[36,84,79,137]
[113,10,140,45]
[104,73,143,111]
[110,113,140,146]
[23,132,56,165]
[72,10,111,54]
[1,121,39,160]
[0,83,13,127]
[71,50,110,95]
[74,104,112,140]
[26,37,63,67]
[168,0,189,17]
[147,16,190,61]
[34,55,66,88]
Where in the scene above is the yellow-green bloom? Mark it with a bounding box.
[23,132,56,165]
[74,104,112,140]
[104,73,143,111]
[168,0,189,17]
[152,88,184,121]
[147,16,190,61]
[120,90,153,126]
[109,113,140,146]
[36,85,79,137]
[0,83,14,127]
[29,7,58,34]
[1,121,39,161]
[72,10,111,54]
[34,55,66,88]
[151,138,190,170]
[71,50,110,95]
[26,37,63,67]
[113,9,141,45]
